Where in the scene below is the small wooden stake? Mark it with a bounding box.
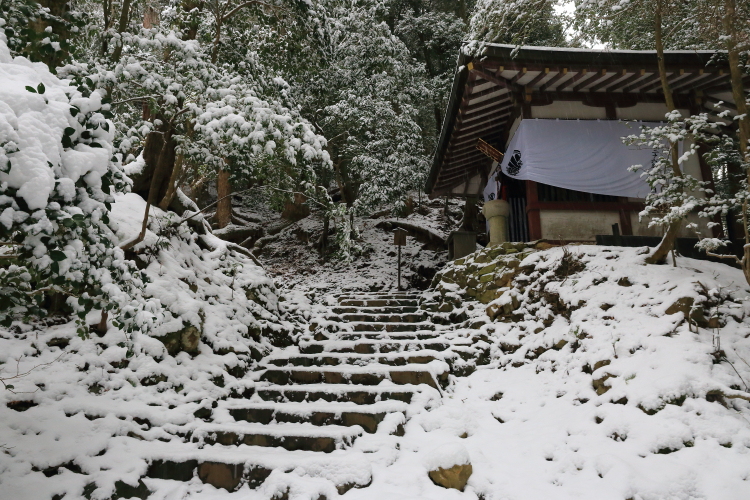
[398,244,402,290]
[393,228,407,290]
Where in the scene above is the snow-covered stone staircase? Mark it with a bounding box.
[136,291,476,496]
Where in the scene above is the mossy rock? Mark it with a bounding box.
[429,463,473,491]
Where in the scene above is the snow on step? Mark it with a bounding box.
[190,421,362,452]
[123,438,374,493]
[260,360,450,389]
[265,349,452,367]
[328,331,445,341]
[255,383,437,404]
[332,305,421,314]
[215,399,411,433]
[338,312,426,323]
[300,337,469,354]
[338,298,419,307]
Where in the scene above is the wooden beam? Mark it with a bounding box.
[539,68,568,92]
[461,95,512,117]
[573,69,607,92]
[464,85,510,103]
[457,116,508,136]
[509,67,527,85]
[436,167,482,188]
[452,129,504,149]
[437,164,485,185]
[606,69,646,91]
[445,149,485,164]
[471,67,518,91]
[458,108,512,128]
[690,72,732,92]
[524,68,551,89]
[622,72,661,93]
[557,69,588,91]
[589,69,627,92]
[476,138,504,162]
[451,129,506,151]
[638,71,678,93]
[668,69,708,92]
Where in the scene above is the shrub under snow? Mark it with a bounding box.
[0,36,152,333]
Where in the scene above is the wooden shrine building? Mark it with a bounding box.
[425,44,740,243]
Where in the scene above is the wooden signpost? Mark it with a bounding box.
[394,228,407,290]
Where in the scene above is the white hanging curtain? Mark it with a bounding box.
[497,119,659,199]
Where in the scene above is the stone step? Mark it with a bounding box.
[339,313,426,323]
[265,351,444,367]
[332,306,420,314]
[334,291,419,298]
[350,322,435,332]
[339,299,419,307]
[256,384,427,404]
[218,400,409,433]
[300,338,463,354]
[260,363,448,390]
[332,331,443,341]
[190,422,361,453]
[139,440,373,493]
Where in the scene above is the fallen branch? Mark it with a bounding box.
[1,353,65,393]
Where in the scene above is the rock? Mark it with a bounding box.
[478,289,501,304]
[479,273,494,283]
[438,303,454,313]
[617,277,632,287]
[214,223,264,245]
[665,297,694,316]
[665,296,708,327]
[180,325,201,354]
[592,372,614,395]
[478,263,497,275]
[594,359,611,371]
[198,462,244,492]
[158,323,202,355]
[428,463,473,491]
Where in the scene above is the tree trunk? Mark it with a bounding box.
[111,0,132,62]
[216,168,232,229]
[121,129,174,251]
[723,0,750,260]
[646,0,684,265]
[158,153,184,210]
[646,219,683,265]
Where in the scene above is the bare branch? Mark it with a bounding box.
[221,0,284,22]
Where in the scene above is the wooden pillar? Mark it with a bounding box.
[618,208,633,236]
[526,181,542,240]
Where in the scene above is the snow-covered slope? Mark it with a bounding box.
[402,245,750,500]
[0,192,294,500]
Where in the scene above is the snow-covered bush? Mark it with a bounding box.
[0,38,155,334]
[624,112,712,248]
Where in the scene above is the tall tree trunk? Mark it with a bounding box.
[723,0,750,284]
[121,129,174,251]
[158,153,184,210]
[216,168,232,229]
[111,0,132,62]
[646,0,684,265]
[182,1,205,41]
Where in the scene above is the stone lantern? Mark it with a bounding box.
[482,199,510,244]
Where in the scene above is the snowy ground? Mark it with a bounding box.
[249,196,461,295]
[3,197,750,499]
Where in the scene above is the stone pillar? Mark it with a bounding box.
[482,199,510,244]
